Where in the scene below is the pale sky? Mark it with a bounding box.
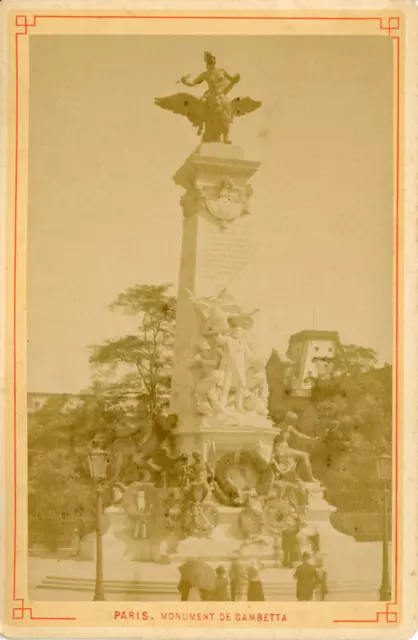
[27,35,394,393]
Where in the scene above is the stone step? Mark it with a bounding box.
[36,574,380,598]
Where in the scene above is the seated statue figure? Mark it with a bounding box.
[270,441,308,509]
[273,412,319,483]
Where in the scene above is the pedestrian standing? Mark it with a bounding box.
[308,527,321,562]
[282,519,299,568]
[233,562,249,602]
[229,553,244,601]
[294,552,319,602]
[214,566,230,601]
[314,556,328,601]
[247,566,265,601]
[273,534,283,568]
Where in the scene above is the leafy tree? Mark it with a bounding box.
[266,349,285,419]
[339,343,378,375]
[28,283,178,550]
[27,385,125,461]
[28,396,76,462]
[309,349,392,513]
[28,448,92,513]
[89,284,176,418]
[265,342,392,514]
[265,349,295,421]
[28,446,96,550]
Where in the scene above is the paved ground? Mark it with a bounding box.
[28,540,391,602]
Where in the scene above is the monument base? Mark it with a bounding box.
[177,420,278,462]
[72,485,360,602]
[172,525,280,566]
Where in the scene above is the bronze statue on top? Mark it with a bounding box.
[155,52,262,144]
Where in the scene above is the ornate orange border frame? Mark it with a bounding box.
[11,12,401,626]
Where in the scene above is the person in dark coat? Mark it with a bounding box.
[214,566,229,601]
[282,518,300,568]
[294,552,319,602]
[247,566,265,601]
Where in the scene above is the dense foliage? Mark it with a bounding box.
[89,284,176,418]
[265,349,290,420]
[310,359,392,512]
[266,344,392,513]
[28,284,176,547]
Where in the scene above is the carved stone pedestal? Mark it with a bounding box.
[166,142,285,566]
[78,506,131,566]
[170,143,265,449]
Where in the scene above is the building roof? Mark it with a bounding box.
[288,330,341,345]
[27,391,90,398]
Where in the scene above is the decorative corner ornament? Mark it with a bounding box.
[180,178,253,229]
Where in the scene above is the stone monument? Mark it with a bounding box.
[154,52,287,562]
[156,52,277,469]
[82,52,355,577]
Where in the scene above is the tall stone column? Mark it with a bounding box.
[170,142,277,460]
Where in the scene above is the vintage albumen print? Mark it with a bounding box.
[2,5,417,639]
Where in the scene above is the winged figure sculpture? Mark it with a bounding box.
[155,52,262,144]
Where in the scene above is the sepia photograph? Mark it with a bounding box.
[6,6,418,635]
[25,31,395,606]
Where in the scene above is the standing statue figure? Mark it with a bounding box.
[189,287,262,415]
[155,52,262,144]
[218,324,248,411]
[186,451,214,503]
[180,452,219,537]
[217,312,259,412]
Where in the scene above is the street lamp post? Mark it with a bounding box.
[376,452,392,602]
[88,442,109,602]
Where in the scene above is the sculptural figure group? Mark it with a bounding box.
[105,409,318,551]
[189,288,269,418]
